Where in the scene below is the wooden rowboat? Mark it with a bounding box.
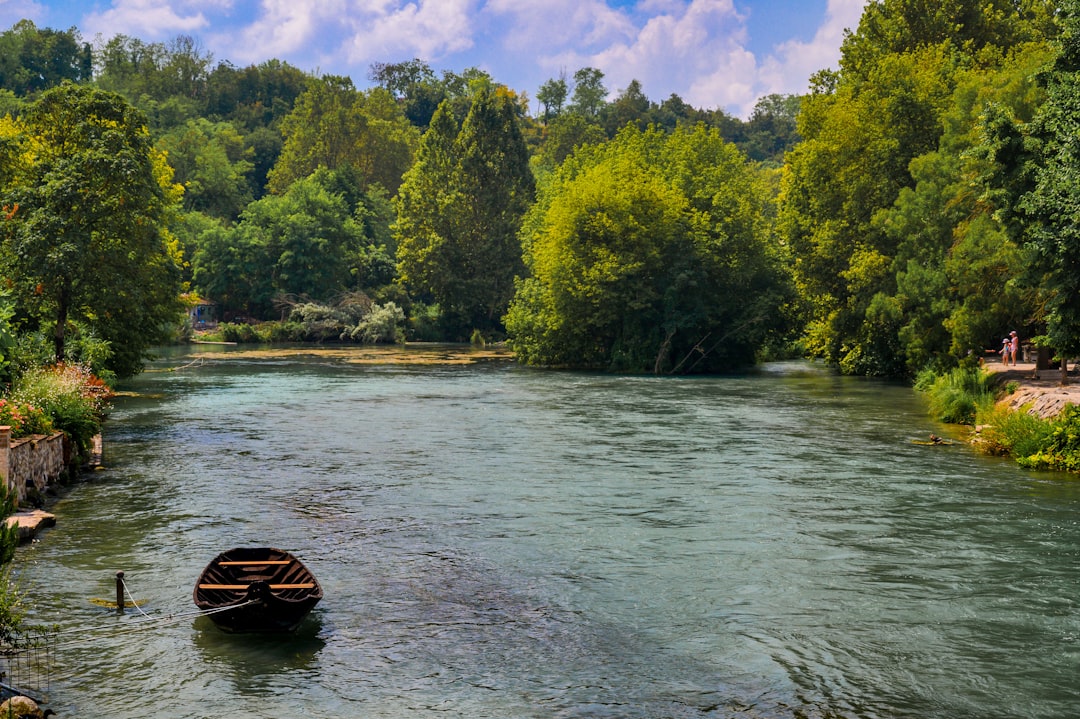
[193,547,323,633]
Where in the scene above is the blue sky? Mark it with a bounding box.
[1,0,869,118]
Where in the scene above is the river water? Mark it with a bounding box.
[10,347,1080,719]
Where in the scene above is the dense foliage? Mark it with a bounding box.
[981,0,1080,383]
[3,3,1080,386]
[0,83,184,379]
[395,88,535,338]
[507,125,795,371]
[781,0,1058,377]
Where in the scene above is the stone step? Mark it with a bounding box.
[6,510,56,541]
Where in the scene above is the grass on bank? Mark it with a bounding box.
[916,365,1080,473]
[914,365,996,425]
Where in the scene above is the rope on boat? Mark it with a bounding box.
[39,599,260,651]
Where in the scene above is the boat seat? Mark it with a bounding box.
[217,560,293,566]
[198,583,316,590]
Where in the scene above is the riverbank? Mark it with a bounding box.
[985,359,1080,418]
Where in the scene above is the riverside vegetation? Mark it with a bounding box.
[0,363,108,653]
[916,364,1080,472]
[6,1,1080,379]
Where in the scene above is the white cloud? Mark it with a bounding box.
[1,0,47,26]
[596,0,751,107]
[487,0,633,47]
[756,0,868,101]
[507,0,752,111]
[217,0,343,65]
[82,0,208,40]
[340,0,476,65]
[487,0,868,117]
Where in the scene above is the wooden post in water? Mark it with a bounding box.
[116,571,125,614]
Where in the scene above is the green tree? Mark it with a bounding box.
[192,168,382,318]
[600,79,651,134]
[839,0,1055,80]
[781,0,1057,376]
[0,20,92,96]
[534,113,606,171]
[740,94,801,165]
[882,44,1049,373]
[156,118,254,220]
[190,220,269,319]
[536,75,568,122]
[507,125,795,372]
[267,76,418,195]
[569,67,607,117]
[395,88,535,337]
[368,58,446,128]
[204,58,309,132]
[1,83,184,377]
[1009,1,1080,382]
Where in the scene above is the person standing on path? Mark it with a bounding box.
[1010,330,1020,366]
[1001,337,1012,364]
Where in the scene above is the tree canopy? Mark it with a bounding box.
[506,125,795,372]
[0,83,183,378]
[989,0,1080,381]
[395,88,534,338]
[12,6,1080,380]
[780,0,1058,376]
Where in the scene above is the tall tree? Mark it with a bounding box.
[740,94,801,165]
[267,76,418,195]
[0,20,92,96]
[1008,0,1080,382]
[507,125,794,372]
[369,58,446,128]
[0,84,183,377]
[601,79,651,134]
[395,88,535,337]
[569,67,607,117]
[536,75,568,122]
[781,0,1057,376]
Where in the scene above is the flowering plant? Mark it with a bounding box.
[0,398,54,438]
[10,363,110,452]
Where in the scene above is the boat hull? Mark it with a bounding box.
[193,547,323,633]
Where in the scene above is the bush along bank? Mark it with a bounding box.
[917,365,1080,473]
[4,363,110,470]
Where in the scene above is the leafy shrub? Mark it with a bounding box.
[342,302,404,344]
[406,302,443,342]
[11,364,111,454]
[974,402,1053,459]
[0,399,53,438]
[289,303,350,342]
[1017,405,1080,472]
[915,366,995,424]
[4,325,116,386]
[214,322,270,343]
[263,321,305,342]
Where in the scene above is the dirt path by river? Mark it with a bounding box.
[986,358,1080,418]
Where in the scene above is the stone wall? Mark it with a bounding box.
[0,426,68,505]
